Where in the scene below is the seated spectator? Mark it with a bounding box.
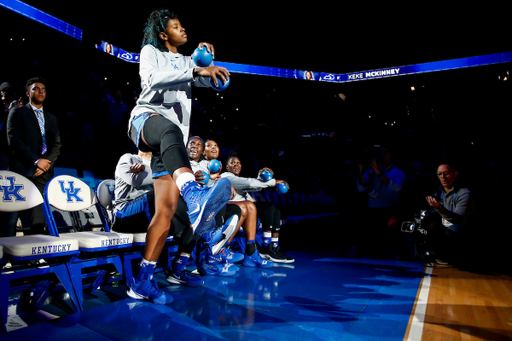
[222,152,294,264]
[113,151,204,286]
[425,162,475,264]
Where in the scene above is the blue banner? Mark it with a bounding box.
[0,0,83,41]
[3,1,511,83]
[95,41,140,63]
[216,52,512,83]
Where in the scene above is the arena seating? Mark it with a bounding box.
[0,171,82,333]
[1,167,338,330]
[42,175,133,310]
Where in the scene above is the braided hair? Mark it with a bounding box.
[141,8,178,51]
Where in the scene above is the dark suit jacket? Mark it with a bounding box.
[6,103,61,181]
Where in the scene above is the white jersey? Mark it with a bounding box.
[113,153,153,214]
[129,44,211,145]
[221,171,276,202]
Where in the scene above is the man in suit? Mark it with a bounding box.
[3,77,61,236]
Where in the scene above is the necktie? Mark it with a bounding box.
[34,109,47,155]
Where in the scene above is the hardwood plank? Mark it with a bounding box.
[422,265,512,341]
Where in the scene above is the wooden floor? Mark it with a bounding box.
[421,264,512,341]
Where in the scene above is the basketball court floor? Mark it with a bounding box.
[1,218,511,341]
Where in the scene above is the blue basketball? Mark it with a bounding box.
[198,171,210,185]
[210,76,230,91]
[276,183,288,194]
[260,170,273,182]
[208,159,221,173]
[192,46,213,67]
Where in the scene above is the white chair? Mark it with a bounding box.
[42,175,133,309]
[0,170,81,333]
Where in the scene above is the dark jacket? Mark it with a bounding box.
[6,103,61,180]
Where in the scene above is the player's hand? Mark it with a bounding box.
[195,66,230,87]
[209,172,221,181]
[276,180,289,189]
[258,167,274,177]
[194,170,207,183]
[198,42,215,58]
[129,163,145,173]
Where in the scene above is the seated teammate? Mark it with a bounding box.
[113,151,227,286]
[187,136,244,272]
[221,152,294,264]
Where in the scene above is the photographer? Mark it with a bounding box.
[425,162,475,264]
[356,146,406,253]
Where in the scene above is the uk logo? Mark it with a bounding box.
[106,183,114,195]
[58,180,83,203]
[0,175,25,202]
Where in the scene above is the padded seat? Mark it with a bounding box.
[0,235,79,261]
[59,231,132,251]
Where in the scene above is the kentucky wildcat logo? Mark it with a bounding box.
[58,180,83,203]
[0,175,25,202]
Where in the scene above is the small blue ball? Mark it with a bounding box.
[198,171,210,185]
[260,170,273,182]
[208,159,221,173]
[276,183,288,194]
[192,46,213,67]
[210,76,230,91]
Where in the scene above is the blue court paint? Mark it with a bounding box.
[1,251,425,341]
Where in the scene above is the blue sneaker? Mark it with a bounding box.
[166,269,204,287]
[243,251,274,268]
[181,178,232,236]
[218,247,245,263]
[203,226,225,246]
[127,277,173,305]
[127,262,173,304]
[198,262,237,276]
[211,215,240,255]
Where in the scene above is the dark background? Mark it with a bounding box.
[1,2,511,224]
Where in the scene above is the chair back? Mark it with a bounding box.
[96,179,115,210]
[95,179,115,230]
[43,175,98,236]
[0,170,44,212]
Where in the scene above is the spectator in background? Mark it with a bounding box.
[356,146,406,254]
[1,82,22,169]
[2,77,61,236]
[425,162,475,264]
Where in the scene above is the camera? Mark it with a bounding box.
[401,210,430,235]
[358,144,381,166]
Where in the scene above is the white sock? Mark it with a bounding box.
[175,172,196,192]
[140,258,157,266]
